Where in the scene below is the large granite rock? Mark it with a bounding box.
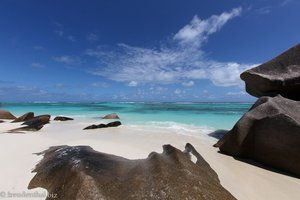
[83,121,122,130]
[22,115,51,126]
[54,116,74,121]
[215,95,300,176]
[12,112,34,123]
[8,115,50,133]
[208,129,228,139]
[0,109,16,120]
[8,121,44,133]
[28,144,236,200]
[102,113,120,119]
[241,44,300,100]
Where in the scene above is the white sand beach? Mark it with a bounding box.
[1,0,299,199]
[0,120,300,200]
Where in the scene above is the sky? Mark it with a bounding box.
[0,0,299,102]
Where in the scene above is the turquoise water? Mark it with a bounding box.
[0,102,251,132]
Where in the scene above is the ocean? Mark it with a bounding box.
[0,102,251,136]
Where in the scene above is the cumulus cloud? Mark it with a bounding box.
[207,62,257,86]
[87,7,256,87]
[53,55,81,65]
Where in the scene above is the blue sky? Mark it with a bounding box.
[0,0,299,102]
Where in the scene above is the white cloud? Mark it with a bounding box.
[53,22,76,42]
[128,81,138,87]
[174,7,242,48]
[53,22,64,36]
[0,85,50,101]
[149,86,168,95]
[87,33,98,42]
[53,55,81,65]
[226,91,247,96]
[208,62,257,86]
[87,7,255,88]
[53,22,63,28]
[31,62,45,68]
[182,81,194,87]
[91,82,109,88]
[281,0,292,6]
[174,89,182,95]
[255,7,271,15]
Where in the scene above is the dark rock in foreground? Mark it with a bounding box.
[12,112,34,123]
[54,116,74,121]
[241,44,300,100]
[22,115,51,126]
[28,144,236,200]
[102,113,120,119]
[215,95,300,177]
[0,109,16,120]
[0,120,4,123]
[83,121,122,130]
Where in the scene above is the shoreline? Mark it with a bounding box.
[0,102,251,131]
[0,120,300,199]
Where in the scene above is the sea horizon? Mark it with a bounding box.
[0,100,255,104]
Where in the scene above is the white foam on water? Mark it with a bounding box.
[128,121,216,139]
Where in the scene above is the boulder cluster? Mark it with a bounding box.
[83,121,121,130]
[215,44,300,177]
[83,113,121,130]
[0,110,75,133]
[0,110,121,133]
[7,112,51,133]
